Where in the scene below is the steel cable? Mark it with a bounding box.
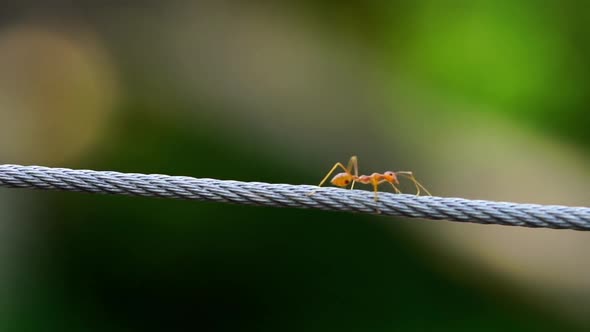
[0,164,588,230]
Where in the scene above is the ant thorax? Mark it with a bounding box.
[357,175,373,184]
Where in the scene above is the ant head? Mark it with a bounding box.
[383,171,399,184]
[330,172,354,187]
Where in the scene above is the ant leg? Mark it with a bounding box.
[347,156,359,177]
[381,180,402,194]
[372,181,381,214]
[373,181,380,202]
[395,171,432,196]
[377,179,402,194]
[308,162,349,196]
[347,156,359,191]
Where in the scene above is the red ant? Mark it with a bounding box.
[308,156,431,202]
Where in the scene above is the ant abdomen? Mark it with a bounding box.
[330,172,354,187]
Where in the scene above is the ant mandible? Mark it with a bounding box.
[308,156,431,202]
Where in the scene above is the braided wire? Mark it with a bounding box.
[0,164,588,230]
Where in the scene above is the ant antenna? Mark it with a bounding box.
[395,171,432,196]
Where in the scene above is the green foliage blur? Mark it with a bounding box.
[1,1,588,331]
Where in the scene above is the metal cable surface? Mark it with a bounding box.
[0,164,588,230]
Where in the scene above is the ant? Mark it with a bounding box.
[308,156,431,203]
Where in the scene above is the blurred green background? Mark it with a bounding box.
[0,1,589,331]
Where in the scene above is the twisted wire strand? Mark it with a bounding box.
[0,164,588,230]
